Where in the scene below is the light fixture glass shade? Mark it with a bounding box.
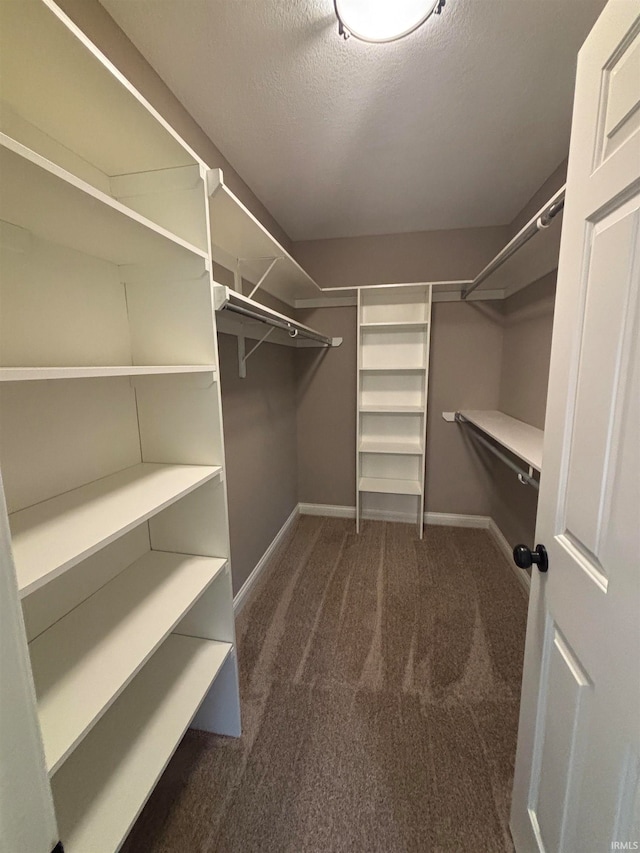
[334,0,441,43]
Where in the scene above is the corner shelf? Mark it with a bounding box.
[51,634,232,853]
[457,410,543,472]
[11,463,222,598]
[30,551,227,775]
[207,169,321,307]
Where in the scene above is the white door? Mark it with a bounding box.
[510,2,640,851]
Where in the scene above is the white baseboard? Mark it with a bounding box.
[233,504,300,613]
[298,503,492,529]
[488,518,531,595]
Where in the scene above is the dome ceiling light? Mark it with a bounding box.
[333,0,445,43]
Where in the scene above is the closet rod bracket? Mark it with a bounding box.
[237,327,276,378]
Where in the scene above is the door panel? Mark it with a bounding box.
[563,204,639,576]
[532,622,592,853]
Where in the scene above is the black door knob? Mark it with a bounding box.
[513,544,549,573]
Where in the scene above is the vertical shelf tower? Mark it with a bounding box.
[0,2,240,851]
[356,285,433,537]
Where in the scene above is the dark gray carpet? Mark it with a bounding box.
[122,517,527,852]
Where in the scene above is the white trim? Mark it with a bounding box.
[299,503,492,528]
[233,505,299,613]
[488,518,531,595]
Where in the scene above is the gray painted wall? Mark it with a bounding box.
[218,334,298,592]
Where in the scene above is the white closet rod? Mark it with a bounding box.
[456,414,539,489]
[221,301,333,346]
[462,187,565,300]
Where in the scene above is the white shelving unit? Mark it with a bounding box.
[356,285,433,537]
[0,2,241,851]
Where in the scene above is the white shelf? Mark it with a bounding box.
[359,367,426,374]
[10,463,222,598]
[359,404,425,414]
[0,134,208,274]
[30,550,227,775]
[359,477,423,496]
[0,366,217,382]
[458,410,543,471]
[207,169,321,306]
[52,634,232,853]
[360,321,429,330]
[359,440,423,455]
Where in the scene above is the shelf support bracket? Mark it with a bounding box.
[232,256,282,299]
[248,257,280,299]
[237,327,276,378]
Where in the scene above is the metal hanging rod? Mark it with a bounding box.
[456,414,539,489]
[221,301,334,347]
[462,186,566,301]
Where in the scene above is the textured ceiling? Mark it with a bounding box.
[100,0,606,241]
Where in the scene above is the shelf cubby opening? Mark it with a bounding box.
[360,371,425,409]
[360,285,430,324]
[360,453,423,483]
[360,328,428,371]
[360,491,422,519]
[0,226,216,371]
[360,411,425,451]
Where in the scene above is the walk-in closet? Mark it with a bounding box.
[1,1,638,852]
